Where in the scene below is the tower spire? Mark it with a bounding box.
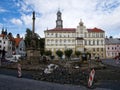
[79,19,84,26]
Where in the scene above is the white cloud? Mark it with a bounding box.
[114,33,120,38]
[0,7,7,12]
[21,14,32,26]
[17,0,120,38]
[10,18,22,26]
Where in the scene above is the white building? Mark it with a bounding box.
[14,34,26,57]
[0,29,26,58]
[0,29,13,57]
[44,10,105,59]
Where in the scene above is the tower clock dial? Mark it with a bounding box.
[57,21,61,25]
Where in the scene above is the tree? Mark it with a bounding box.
[45,50,52,56]
[24,28,41,49]
[56,50,63,59]
[39,38,45,55]
[64,49,73,60]
[75,51,81,57]
[24,28,33,48]
[86,52,91,60]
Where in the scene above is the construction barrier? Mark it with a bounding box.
[17,63,22,78]
[88,69,95,87]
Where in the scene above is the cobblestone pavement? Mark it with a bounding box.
[0,74,111,90]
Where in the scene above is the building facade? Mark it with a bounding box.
[0,29,13,57]
[105,37,120,58]
[0,29,26,58]
[44,10,106,59]
[14,34,26,57]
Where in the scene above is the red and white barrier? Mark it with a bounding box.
[17,63,22,78]
[88,69,95,87]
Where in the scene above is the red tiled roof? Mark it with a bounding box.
[45,28,76,32]
[45,27,104,33]
[14,38,23,47]
[87,27,104,32]
[0,34,5,37]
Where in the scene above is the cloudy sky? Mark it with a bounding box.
[0,0,120,38]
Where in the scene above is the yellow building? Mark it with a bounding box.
[44,10,105,59]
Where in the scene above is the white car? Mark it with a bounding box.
[6,56,18,62]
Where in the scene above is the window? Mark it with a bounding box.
[89,40,91,45]
[93,40,95,45]
[56,33,58,37]
[20,48,22,51]
[101,48,103,51]
[88,33,90,37]
[68,39,70,42]
[112,47,114,50]
[64,39,66,42]
[60,39,62,43]
[108,47,109,50]
[60,35,61,37]
[4,41,5,44]
[85,32,87,37]
[100,33,103,38]
[72,40,74,43]
[85,40,87,45]
[97,48,99,51]
[97,40,99,45]
[55,40,57,43]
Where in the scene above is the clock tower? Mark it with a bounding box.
[56,10,63,28]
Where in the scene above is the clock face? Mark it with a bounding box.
[57,21,61,25]
[58,16,61,19]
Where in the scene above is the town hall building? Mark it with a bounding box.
[44,10,106,59]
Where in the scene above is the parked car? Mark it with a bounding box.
[12,55,21,60]
[6,56,18,62]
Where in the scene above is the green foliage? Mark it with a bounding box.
[56,50,63,59]
[64,49,73,60]
[38,38,45,55]
[24,28,43,50]
[45,50,52,56]
[86,52,91,59]
[75,51,81,57]
[24,28,32,48]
